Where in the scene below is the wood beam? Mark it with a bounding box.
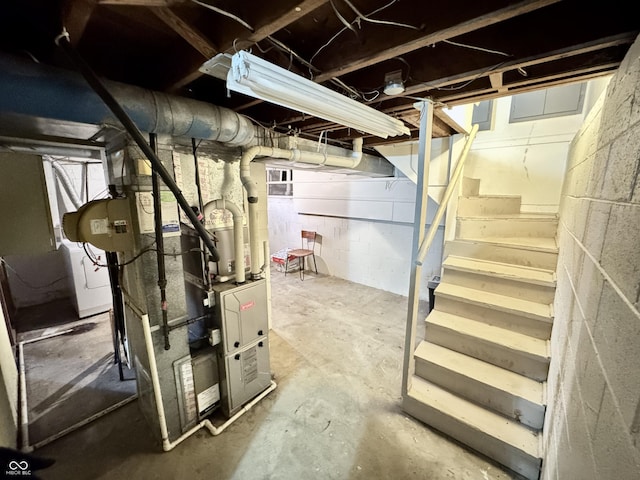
[167,0,330,92]
[489,72,504,90]
[393,33,636,100]
[99,0,182,5]
[63,0,97,46]
[313,0,561,83]
[245,0,329,46]
[439,65,619,107]
[152,7,217,58]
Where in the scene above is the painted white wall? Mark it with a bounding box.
[267,136,457,300]
[0,307,18,448]
[464,77,612,213]
[270,78,611,301]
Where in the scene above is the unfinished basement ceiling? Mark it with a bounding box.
[0,0,637,148]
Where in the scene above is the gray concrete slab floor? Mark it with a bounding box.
[34,270,516,480]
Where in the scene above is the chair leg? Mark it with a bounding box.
[312,254,318,274]
[299,256,304,280]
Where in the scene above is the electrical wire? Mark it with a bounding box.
[443,39,511,57]
[190,0,254,32]
[82,242,204,269]
[431,61,509,91]
[310,0,403,66]
[342,0,420,30]
[330,0,358,35]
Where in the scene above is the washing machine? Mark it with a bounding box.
[60,240,113,318]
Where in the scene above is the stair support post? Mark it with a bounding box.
[402,100,433,398]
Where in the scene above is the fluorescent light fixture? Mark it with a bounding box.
[199,53,233,81]
[212,51,410,139]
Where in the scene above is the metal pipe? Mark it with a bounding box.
[55,34,221,262]
[415,124,479,266]
[203,199,246,284]
[0,54,255,146]
[402,100,433,398]
[192,138,210,289]
[150,133,171,351]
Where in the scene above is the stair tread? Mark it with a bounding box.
[452,237,558,253]
[443,255,556,286]
[415,341,544,405]
[436,283,553,321]
[459,195,521,199]
[458,213,558,220]
[408,376,542,457]
[426,310,549,359]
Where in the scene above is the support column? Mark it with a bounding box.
[402,100,433,398]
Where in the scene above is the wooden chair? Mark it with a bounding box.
[286,230,318,280]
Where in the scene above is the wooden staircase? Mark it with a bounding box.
[403,178,557,480]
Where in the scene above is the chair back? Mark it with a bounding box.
[301,230,316,252]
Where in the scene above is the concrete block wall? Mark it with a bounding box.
[542,35,640,479]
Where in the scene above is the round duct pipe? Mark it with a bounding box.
[0,53,255,146]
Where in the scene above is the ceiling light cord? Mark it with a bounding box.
[191,0,254,32]
[330,0,357,35]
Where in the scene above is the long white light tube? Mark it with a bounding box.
[221,51,410,139]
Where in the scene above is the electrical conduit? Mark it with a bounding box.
[240,138,363,278]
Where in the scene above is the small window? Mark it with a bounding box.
[472,100,494,131]
[266,168,293,196]
[509,83,586,123]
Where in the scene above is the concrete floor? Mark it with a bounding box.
[32,270,516,480]
[18,302,136,447]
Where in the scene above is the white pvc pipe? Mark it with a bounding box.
[203,198,246,283]
[240,138,362,278]
[203,380,277,436]
[140,313,172,451]
[141,312,277,451]
[17,342,32,452]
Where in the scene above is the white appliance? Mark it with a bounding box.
[60,240,113,318]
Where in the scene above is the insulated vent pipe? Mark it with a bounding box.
[0,53,255,146]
